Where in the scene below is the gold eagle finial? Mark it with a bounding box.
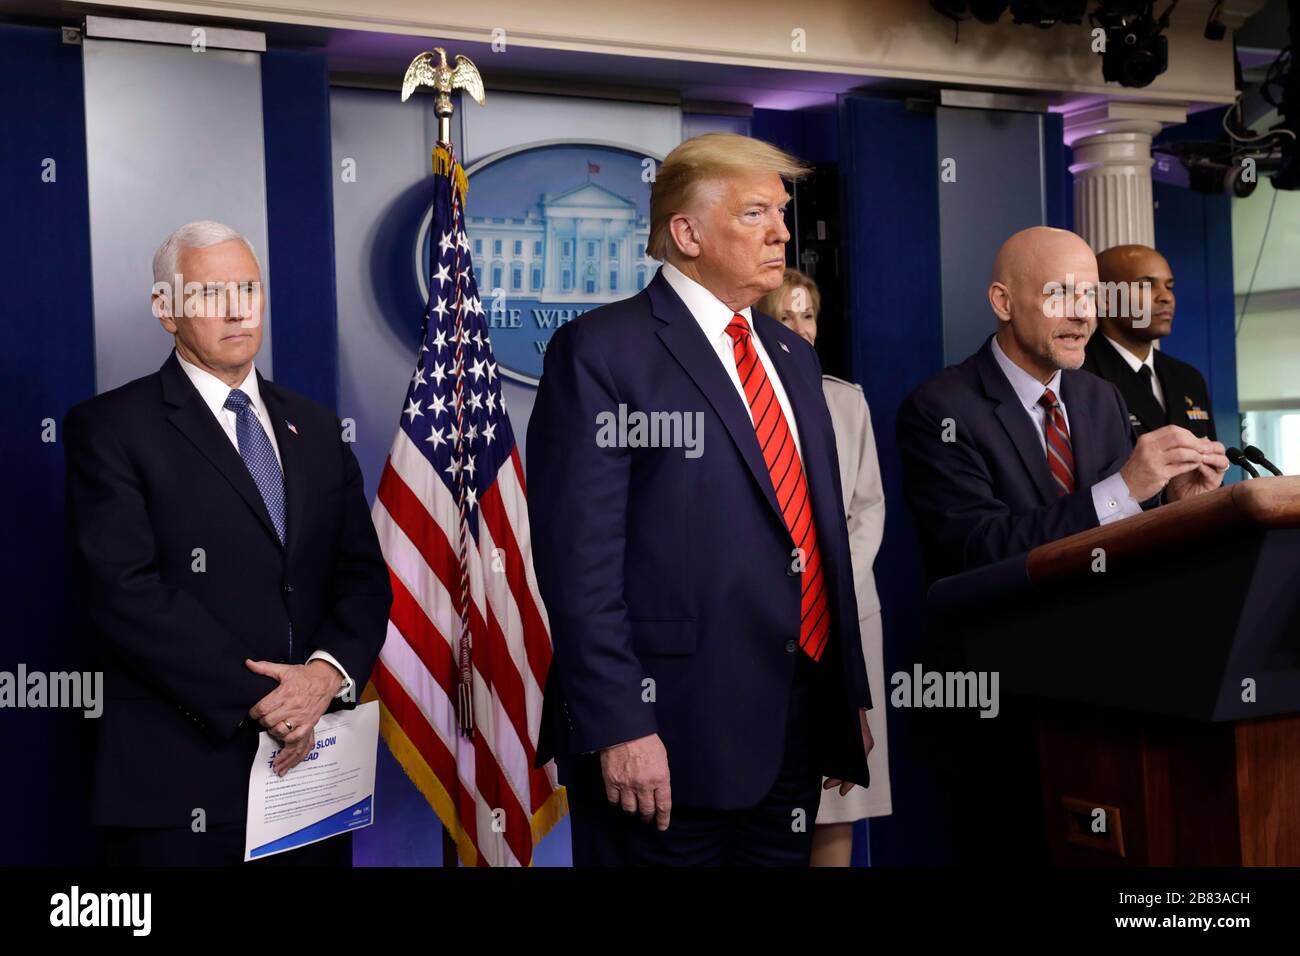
[401,48,485,105]
[400,48,485,145]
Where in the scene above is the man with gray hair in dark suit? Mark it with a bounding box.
[65,220,391,866]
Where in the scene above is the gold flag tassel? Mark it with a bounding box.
[431,145,469,205]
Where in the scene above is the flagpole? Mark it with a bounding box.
[400,49,488,867]
[446,153,476,741]
[380,47,565,866]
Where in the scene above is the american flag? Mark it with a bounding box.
[365,143,565,866]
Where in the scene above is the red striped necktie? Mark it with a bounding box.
[723,314,829,661]
[1039,387,1075,495]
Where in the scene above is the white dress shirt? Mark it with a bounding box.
[175,350,283,469]
[1103,335,1165,411]
[989,337,1141,525]
[174,349,353,698]
[660,262,803,459]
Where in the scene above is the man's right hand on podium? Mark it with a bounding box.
[1119,425,1226,502]
[1167,434,1231,501]
[601,732,672,831]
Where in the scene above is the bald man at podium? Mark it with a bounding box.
[897,227,1229,582]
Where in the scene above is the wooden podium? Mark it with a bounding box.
[927,476,1300,865]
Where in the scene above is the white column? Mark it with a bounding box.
[1063,102,1187,254]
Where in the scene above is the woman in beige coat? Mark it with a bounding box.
[759,269,892,867]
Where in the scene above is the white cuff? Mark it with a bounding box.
[307,650,354,700]
[1091,472,1142,526]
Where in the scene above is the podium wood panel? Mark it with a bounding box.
[1027,476,1300,585]
[930,476,1300,865]
[1035,705,1300,865]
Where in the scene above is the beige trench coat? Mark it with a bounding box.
[816,374,892,822]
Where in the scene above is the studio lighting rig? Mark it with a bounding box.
[930,0,1224,89]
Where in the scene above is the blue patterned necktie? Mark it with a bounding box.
[223,388,287,545]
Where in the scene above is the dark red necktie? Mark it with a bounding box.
[724,314,829,661]
[1039,387,1075,495]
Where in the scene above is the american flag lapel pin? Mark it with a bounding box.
[285,419,298,435]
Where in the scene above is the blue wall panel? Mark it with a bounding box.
[1154,181,1240,451]
[0,24,97,864]
[262,48,339,408]
[838,94,948,864]
[1153,107,1239,453]
[1044,113,1072,232]
[753,107,838,164]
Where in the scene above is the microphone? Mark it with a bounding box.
[1226,447,1260,478]
[1243,445,1284,477]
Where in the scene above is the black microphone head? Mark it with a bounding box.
[1227,446,1261,478]
[1243,445,1283,476]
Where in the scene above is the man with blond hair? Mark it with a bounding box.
[528,134,874,866]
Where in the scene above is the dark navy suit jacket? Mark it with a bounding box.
[527,267,870,810]
[64,352,391,830]
[897,334,1139,582]
[1082,334,1216,441]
